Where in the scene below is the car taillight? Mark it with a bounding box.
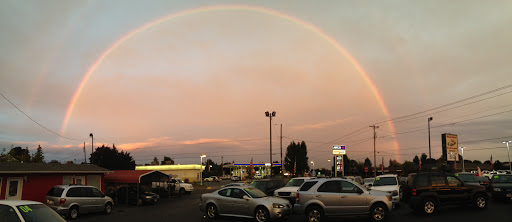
[59,198,66,205]
[296,193,300,202]
[412,189,416,196]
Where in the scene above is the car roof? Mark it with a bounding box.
[0,200,44,206]
[290,177,313,180]
[376,174,397,178]
[307,178,351,182]
[54,184,94,189]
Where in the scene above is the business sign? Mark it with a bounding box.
[333,145,346,155]
[442,133,459,161]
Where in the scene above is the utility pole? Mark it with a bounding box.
[280,124,283,176]
[89,133,94,154]
[428,117,433,165]
[221,156,224,176]
[83,142,87,164]
[370,125,379,177]
[265,111,276,177]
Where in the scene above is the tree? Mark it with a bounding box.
[364,158,372,168]
[151,157,159,165]
[49,160,60,164]
[494,160,504,170]
[473,160,482,164]
[161,156,174,165]
[284,141,309,176]
[8,147,30,162]
[89,144,135,170]
[402,161,417,175]
[413,155,420,165]
[31,145,45,163]
[420,153,428,165]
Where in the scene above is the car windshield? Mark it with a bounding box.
[364,178,374,183]
[373,177,397,186]
[285,179,305,187]
[492,175,512,183]
[16,204,66,222]
[250,181,268,191]
[46,187,64,197]
[456,174,478,182]
[243,187,267,198]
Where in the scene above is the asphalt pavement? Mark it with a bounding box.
[75,180,512,222]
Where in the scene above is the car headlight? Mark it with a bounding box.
[493,188,502,192]
[272,203,285,208]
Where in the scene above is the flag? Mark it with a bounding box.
[294,156,297,174]
[477,166,482,176]
[250,158,253,174]
[454,160,457,171]
[490,155,493,170]
[419,159,422,171]
[381,157,384,174]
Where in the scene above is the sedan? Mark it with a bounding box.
[0,200,66,222]
[200,186,292,222]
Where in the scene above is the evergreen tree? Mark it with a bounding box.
[413,155,420,165]
[284,141,309,176]
[89,144,135,170]
[31,145,45,163]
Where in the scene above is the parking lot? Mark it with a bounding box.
[71,179,512,222]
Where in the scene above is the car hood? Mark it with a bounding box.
[180,183,193,187]
[368,189,392,196]
[370,185,398,192]
[258,196,291,205]
[491,183,512,188]
[274,186,299,193]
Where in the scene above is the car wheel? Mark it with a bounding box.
[67,206,79,220]
[422,198,436,215]
[305,206,323,222]
[474,194,487,209]
[206,203,218,219]
[104,203,112,214]
[179,188,185,195]
[254,206,270,222]
[370,203,388,221]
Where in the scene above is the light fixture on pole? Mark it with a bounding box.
[200,154,206,186]
[428,117,433,164]
[503,141,512,172]
[460,147,465,172]
[311,161,315,176]
[265,111,276,177]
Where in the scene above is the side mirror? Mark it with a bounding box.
[243,195,250,200]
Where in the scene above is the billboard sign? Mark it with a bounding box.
[442,133,459,161]
[333,145,346,155]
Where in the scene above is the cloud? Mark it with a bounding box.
[292,118,352,131]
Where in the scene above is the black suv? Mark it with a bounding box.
[406,172,488,215]
[250,179,285,196]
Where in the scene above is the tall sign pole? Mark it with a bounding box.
[370,125,379,177]
[280,124,283,176]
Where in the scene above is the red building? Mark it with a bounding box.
[0,162,110,202]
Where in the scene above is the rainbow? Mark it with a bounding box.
[60,4,400,158]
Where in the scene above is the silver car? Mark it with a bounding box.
[294,178,393,222]
[45,185,114,220]
[200,186,292,222]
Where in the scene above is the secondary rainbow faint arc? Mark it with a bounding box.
[61,4,400,155]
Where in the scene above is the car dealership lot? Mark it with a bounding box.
[76,180,511,222]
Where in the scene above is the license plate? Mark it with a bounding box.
[47,200,54,205]
[506,193,512,198]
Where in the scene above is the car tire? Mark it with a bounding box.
[254,206,270,222]
[179,188,185,195]
[206,203,218,219]
[67,206,79,220]
[422,198,437,215]
[474,194,487,209]
[104,203,113,214]
[305,205,323,222]
[370,203,388,221]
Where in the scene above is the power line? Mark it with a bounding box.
[1,92,84,141]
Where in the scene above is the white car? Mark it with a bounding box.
[364,177,375,188]
[273,177,313,204]
[0,200,66,222]
[171,178,194,194]
[204,176,220,182]
[369,174,400,206]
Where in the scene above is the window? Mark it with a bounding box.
[299,181,318,191]
[231,188,246,199]
[447,176,461,186]
[414,175,428,188]
[218,189,229,197]
[46,187,64,197]
[431,175,446,187]
[8,180,19,197]
[0,204,21,222]
[74,176,85,185]
[317,181,341,193]
[90,188,104,197]
[341,181,359,193]
[66,187,84,197]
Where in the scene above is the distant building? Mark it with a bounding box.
[135,164,204,182]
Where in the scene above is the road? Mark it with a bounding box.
[76,180,511,222]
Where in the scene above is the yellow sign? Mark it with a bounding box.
[333,150,346,155]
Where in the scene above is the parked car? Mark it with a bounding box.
[273,177,313,204]
[171,178,194,195]
[455,172,481,186]
[369,174,400,206]
[364,177,375,189]
[45,184,114,220]
[200,186,292,222]
[0,200,67,222]
[407,172,488,215]
[204,176,221,182]
[345,176,364,185]
[221,181,249,188]
[294,178,393,222]
[117,187,159,205]
[231,175,241,181]
[489,174,512,201]
[250,179,285,196]
[476,176,491,191]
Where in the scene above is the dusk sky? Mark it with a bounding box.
[1,0,511,169]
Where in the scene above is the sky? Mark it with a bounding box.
[1,0,511,169]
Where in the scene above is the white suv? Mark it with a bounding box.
[369,174,400,206]
[273,177,313,204]
[171,178,194,195]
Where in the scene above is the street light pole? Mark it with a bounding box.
[265,111,276,177]
[428,117,433,165]
[89,133,94,154]
[311,161,315,176]
[503,141,512,172]
[460,147,465,172]
[200,154,206,186]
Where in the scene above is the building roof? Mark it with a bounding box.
[0,162,110,174]
[104,170,170,184]
[135,164,204,171]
